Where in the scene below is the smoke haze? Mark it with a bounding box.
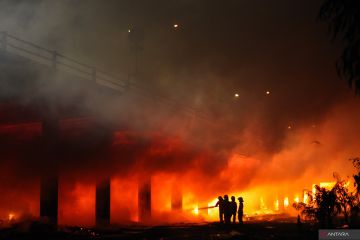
[0,0,359,224]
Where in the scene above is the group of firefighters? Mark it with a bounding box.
[215,195,244,224]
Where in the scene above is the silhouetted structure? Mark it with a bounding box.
[215,196,224,223]
[138,177,151,222]
[231,196,237,224]
[96,179,111,226]
[40,175,58,225]
[40,111,59,225]
[238,197,244,224]
[0,31,209,228]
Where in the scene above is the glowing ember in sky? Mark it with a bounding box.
[173,24,179,28]
[266,91,270,95]
[234,93,239,98]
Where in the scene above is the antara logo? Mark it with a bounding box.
[325,231,350,237]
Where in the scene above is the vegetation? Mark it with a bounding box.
[319,0,360,94]
[293,158,360,228]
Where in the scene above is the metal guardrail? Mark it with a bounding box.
[0,31,209,120]
[0,31,129,92]
[0,32,244,153]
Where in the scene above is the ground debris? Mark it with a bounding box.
[0,221,318,240]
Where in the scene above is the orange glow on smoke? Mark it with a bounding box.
[58,181,95,226]
[0,100,359,225]
[111,177,138,223]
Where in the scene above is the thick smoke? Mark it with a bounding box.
[0,0,359,223]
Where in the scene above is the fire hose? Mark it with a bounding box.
[198,206,216,210]
[184,206,217,212]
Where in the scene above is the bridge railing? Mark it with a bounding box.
[0,31,128,92]
[0,31,210,121]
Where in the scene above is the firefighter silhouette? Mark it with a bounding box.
[215,196,224,223]
[231,196,237,223]
[223,195,231,224]
[238,197,244,224]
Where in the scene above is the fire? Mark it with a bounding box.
[0,116,358,225]
[193,206,199,215]
[303,190,309,204]
[260,197,266,210]
[312,184,317,196]
[8,213,15,221]
[179,178,353,222]
[207,198,219,219]
[274,199,279,211]
[310,182,336,199]
[0,175,353,224]
[319,182,336,189]
[284,197,289,208]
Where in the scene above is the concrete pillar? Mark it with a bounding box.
[138,177,151,222]
[40,175,58,225]
[96,179,111,226]
[171,185,182,211]
[40,113,59,225]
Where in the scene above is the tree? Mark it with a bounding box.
[319,0,360,94]
[333,180,357,224]
[351,157,360,194]
[294,167,360,228]
[294,185,341,227]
